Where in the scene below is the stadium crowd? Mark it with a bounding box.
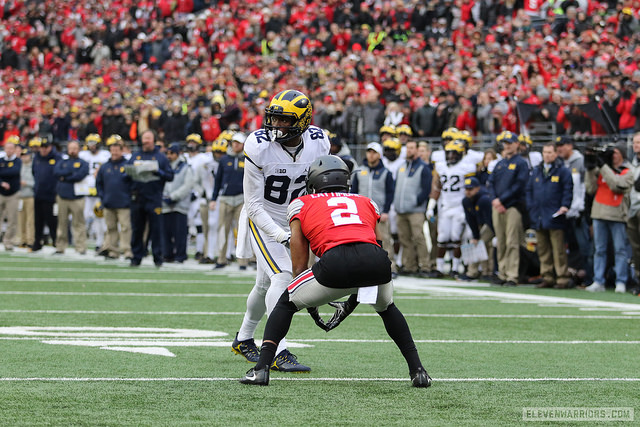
[1,0,640,294]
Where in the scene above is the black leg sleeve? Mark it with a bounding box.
[256,291,299,369]
[378,303,423,374]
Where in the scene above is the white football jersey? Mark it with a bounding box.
[243,125,330,231]
[199,152,219,200]
[382,147,406,179]
[435,159,477,211]
[186,152,210,197]
[79,149,110,188]
[433,148,483,168]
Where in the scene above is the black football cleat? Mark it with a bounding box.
[411,367,432,388]
[239,367,270,386]
[271,349,311,373]
[231,333,260,363]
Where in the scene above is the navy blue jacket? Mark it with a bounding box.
[0,156,21,196]
[212,153,244,200]
[33,147,63,202]
[96,157,132,209]
[526,158,573,230]
[54,156,90,200]
[351,160,395,214]
[128,147,174,204]
[488,154,529,209]
[463,187,494,240]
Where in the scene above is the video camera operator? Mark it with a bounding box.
[583,143,634,293]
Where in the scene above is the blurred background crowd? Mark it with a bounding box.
[0,0,638,152]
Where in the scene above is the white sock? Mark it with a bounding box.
[452,257,460,274]
[436,258,445,272]
[237,271,269,341]
[195,233,204,254]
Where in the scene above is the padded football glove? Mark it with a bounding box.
[325,294,359,331]
[307,307,329,332]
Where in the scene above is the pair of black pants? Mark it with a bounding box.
[162,211,188,262]
[33,199,56,249]
[130,199,164,264]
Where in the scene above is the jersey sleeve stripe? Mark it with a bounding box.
[243,152,261,170]
[249,219,282,274]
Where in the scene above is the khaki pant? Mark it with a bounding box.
[396,212,430,273]
[467,224,495,278]
[427,218,438,271]
[0,192,19,249]
[199,204,211,259]
[492,206,522,283]
[536,228,570,286]
[217,201,247,266]
[376,218,397,273]
[103,207,132,258]
[56,196,86,253]
[17,196,34,246]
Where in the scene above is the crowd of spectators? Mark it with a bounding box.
[0,0,639,151]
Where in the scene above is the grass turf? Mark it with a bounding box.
[0,252,639,425]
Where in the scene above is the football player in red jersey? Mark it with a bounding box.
[240,156,431,387]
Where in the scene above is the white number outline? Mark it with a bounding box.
[327,196,363,226]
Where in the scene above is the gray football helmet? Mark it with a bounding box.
[305,155,351,194]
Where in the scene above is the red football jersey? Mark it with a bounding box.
[288,192,380,257]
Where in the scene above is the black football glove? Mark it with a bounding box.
[325,294,360,331]
[307,307,329,331]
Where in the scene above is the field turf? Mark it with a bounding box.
[1,249,639,425]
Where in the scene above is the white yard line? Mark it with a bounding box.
[0,278,234,284]
[0,291,248,297]
[396,282,640,313]
[1,309,639,319]
[0,377,638,382]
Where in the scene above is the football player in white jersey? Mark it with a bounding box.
[79,133,111,252]
[458,130,485,167]
[201,137,227,263]
[231,89,330,373]
[430,127,458,166]
[427,140,477,277]
[184,133,210,261]
[518,134,542,170]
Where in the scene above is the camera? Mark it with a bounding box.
[584,144,615,170]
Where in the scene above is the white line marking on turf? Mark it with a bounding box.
[1,336,637,345]
[0,278,228,284]
[0,377,639,382]
[0,291,248,298]
[1,309,639,319]
[396,284,640,313]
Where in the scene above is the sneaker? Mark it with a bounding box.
[428,270,444,278]
[411,367,432,388]
[504,280,517,287]
[214,263,227,269]
[194,252,203,261]
[239,265,247,271]
[231,333,260,363]
[198,257,214,265]
[585,282,605,292]
[271,349,311,373]
[615,283,627,293]
[239,366,270,386]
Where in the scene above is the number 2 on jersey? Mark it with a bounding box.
[327,196,363,226]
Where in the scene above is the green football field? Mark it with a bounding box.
[1,250,639,425]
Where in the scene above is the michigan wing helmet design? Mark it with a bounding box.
[306,155,351,194]
[264,90,312,144]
